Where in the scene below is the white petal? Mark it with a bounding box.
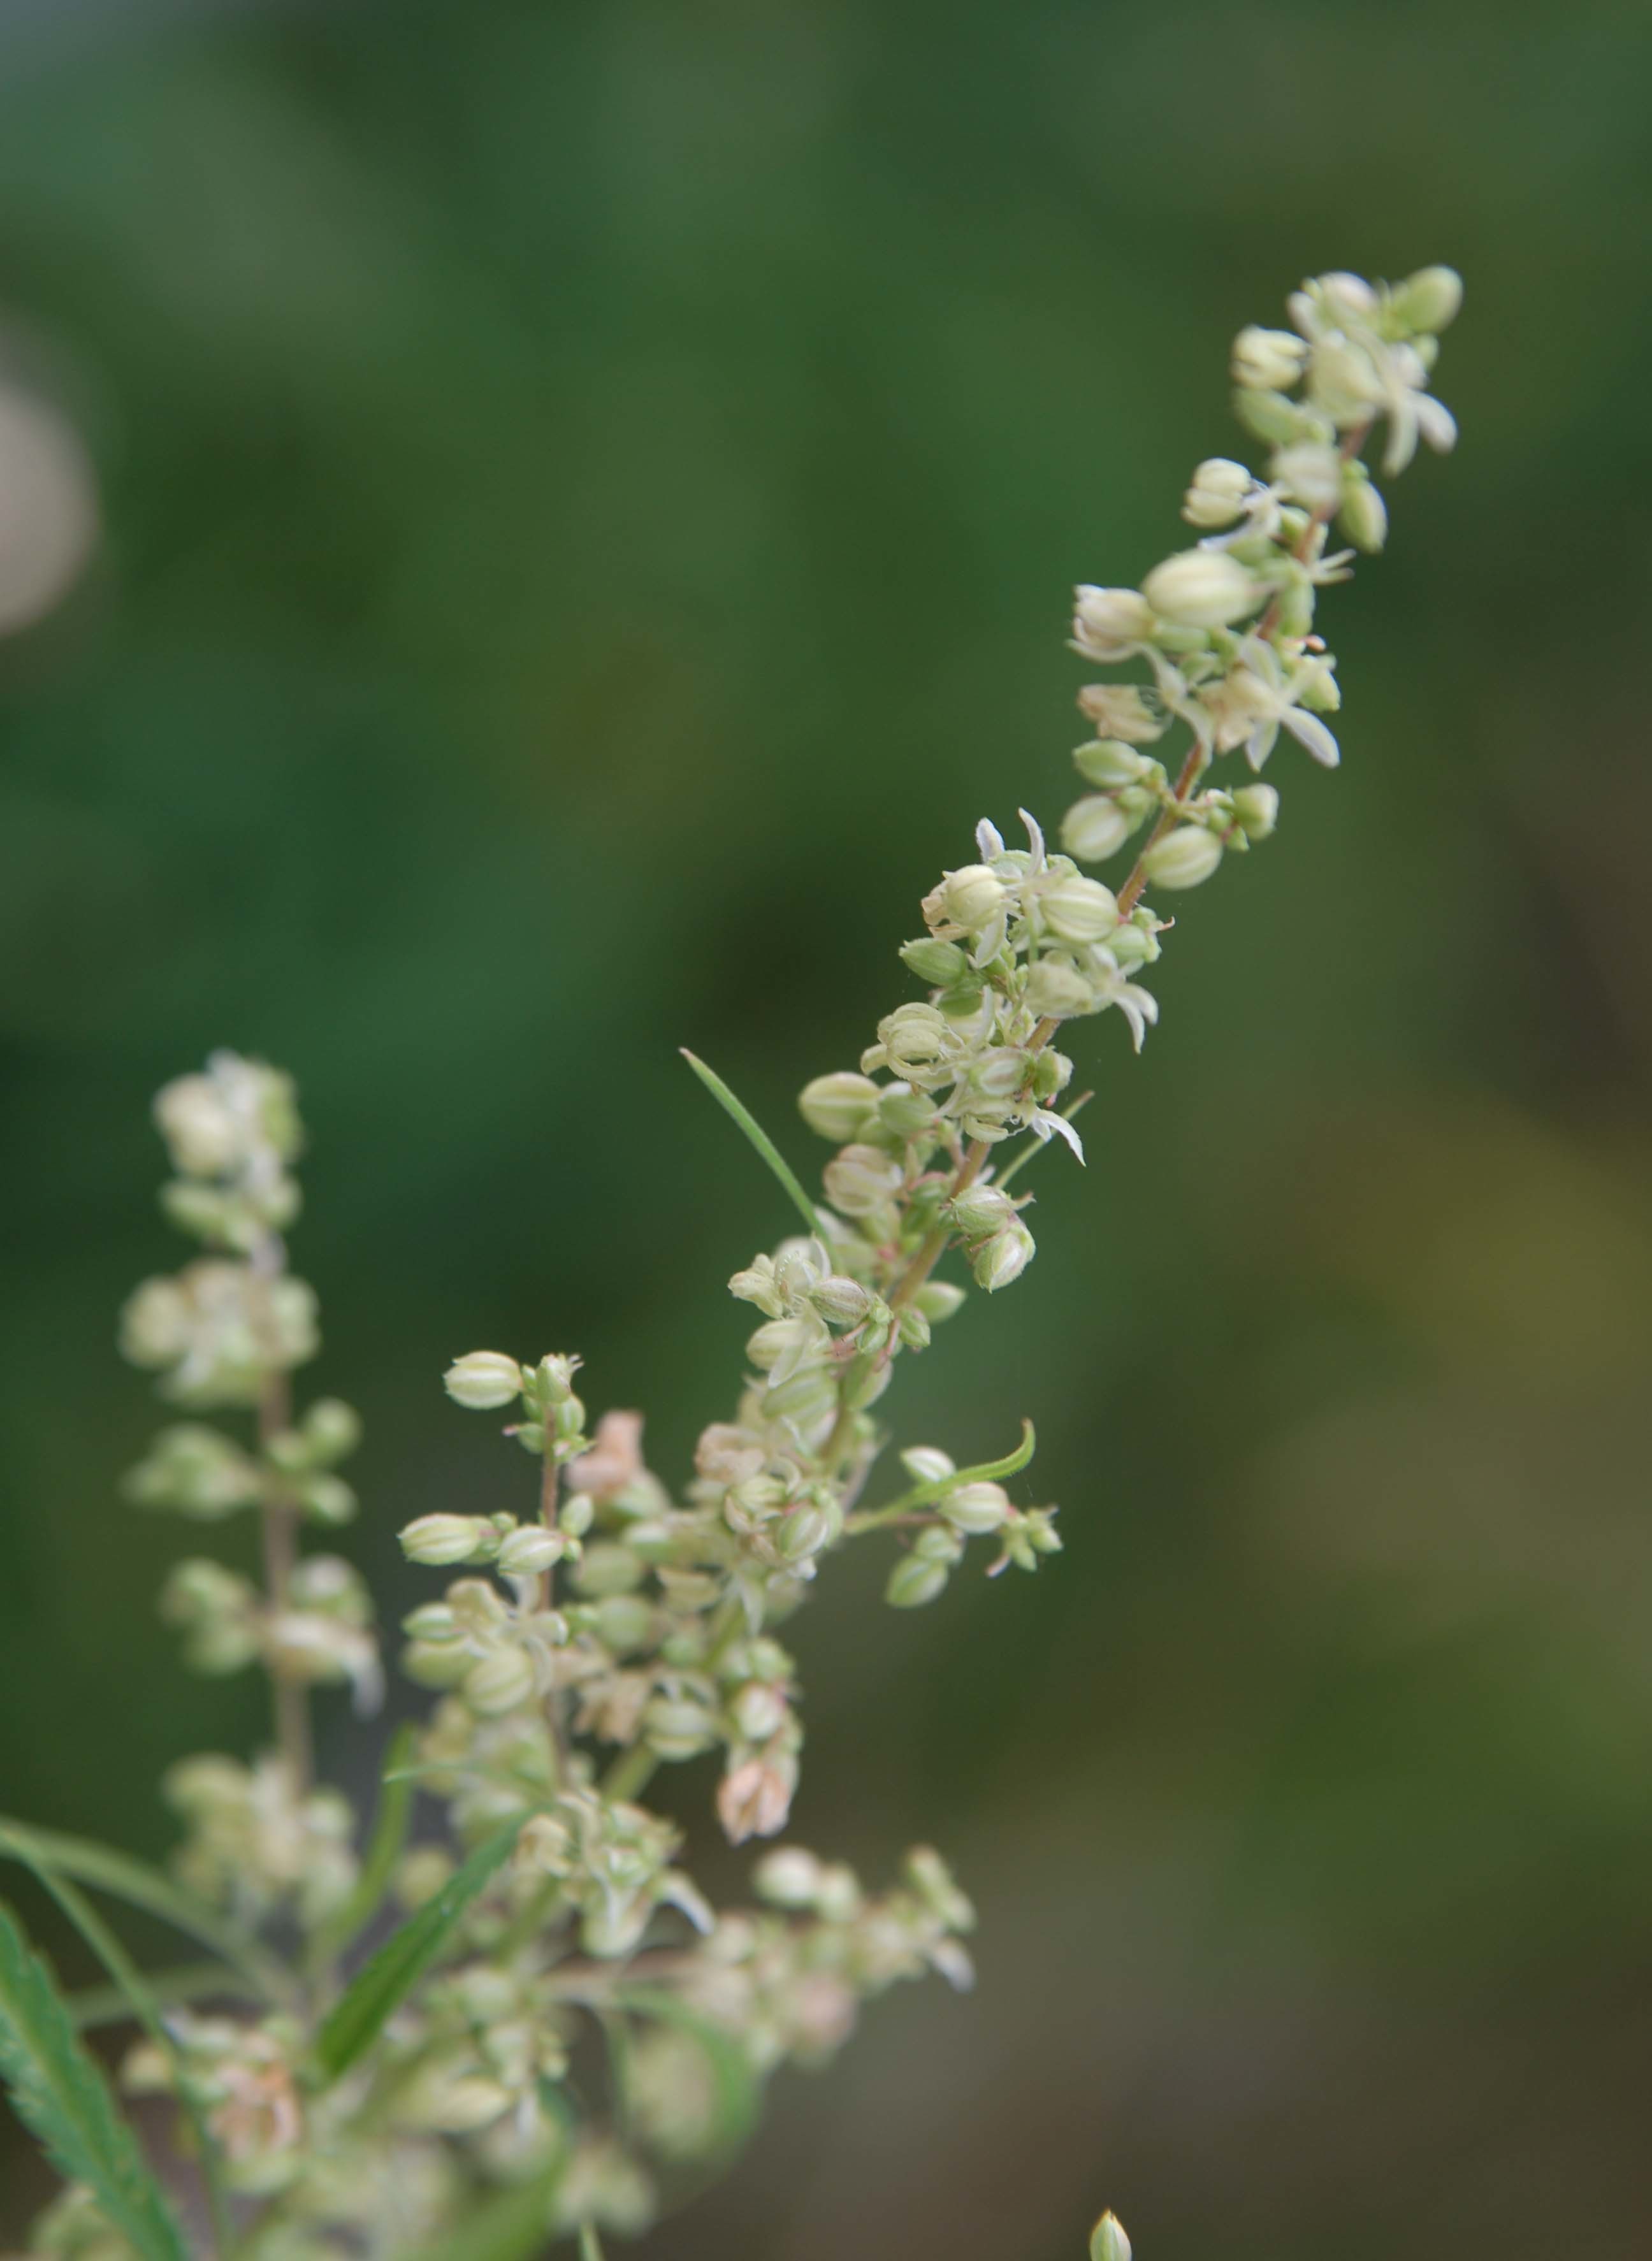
[1414,393,1458,454]
[1031,1108,1086,1164]
[975,818,1005,861]
[1382,393,1419,476]
[1018,807,1047,867]
[1282,707,1340,768]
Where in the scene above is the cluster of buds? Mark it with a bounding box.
[163,1753,357,1928]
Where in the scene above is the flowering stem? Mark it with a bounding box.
[256,1368,312,1801]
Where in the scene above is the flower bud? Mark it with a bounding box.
[646,1697,719,1759]
[442,1352,523,1412]
[877,1083,939,1139]
[809,1275,873,1327]
[1071,585,1155,659]
[972,1220,1035,1292]
[939,864,1008,932]
[730,1681,788,1741]
[1181,456,1253,529]
[900,1445,956,1485]
[573,1541,645,1597]
[1270,439,1342,511]
[1231,324,1308,391]
[560,1491,595,1537]
[753,1847,822,1907]
[1022,958,1096,1020]
[1234,387,1326,447]
[1141,825,1223,890]
[776,1502,832,1561]
[823,1144,903,1217]
[913,1280,966,1323]
[914,1524,965,1565]
[1039,872,1119,946]
[939,1481,1011,1535]
[1076,686,1163,743]
[1141,549,1261,630]
[400,1514,495,1566]
[1231,783,1279,841]
[885,1555,950,1609]
[536,1352,582,1404]
[946,1183,1015,1236]
[1031,1047,1072,1101]
[797,1071,880,1143]
[899,936,968,986]
[1060,795,1136,865]
[1090,2213,1131,2261]
[1388,263,1463,333]
[302,1398,361,1462]
[463,1644,537,1716]
[595,1594,653,1651]
[495,1524,563,1578]
[1337,470,1388,553]
[873,1002,958,1083]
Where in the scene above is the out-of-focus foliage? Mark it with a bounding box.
[1,2,1650,2256]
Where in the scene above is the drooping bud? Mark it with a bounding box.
[442,1352,524,1411]
[1230,783,1279,841]
[1071,585,1155,660]
[1038,872,1120,946]
[797,1071,880,1143]
[885,1555,949,1609]
[939,865,1008,932]
[823,1144,904,1218]
[1337,468,1388,553]
[1141,549,1261,630]
[1231,324,1308,391]
[946,1184,1017,1237]
[1075,737,1155,789]
[400,1514,497,1566]
[971,1220,1036,1292]
[1180,456,1253,529]
[912,1280,966,1324]
[1060,795,1136,865]
[1141,826,1224,890]
[1388,264,1463,333]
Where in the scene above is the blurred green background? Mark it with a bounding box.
[3,0,1651,2253]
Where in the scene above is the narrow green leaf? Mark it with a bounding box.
[0,1817,284,2003]
[396,2161,563,2261]
[308,1724,418,1973]
[616,1986,760,2165]
[316,1818,525,2083]
[679,1050,822,1236]
[0,1900,188,2261]
[577,2224,606,2261]
[69,1960,243,2030]
[8,1856,233,2257]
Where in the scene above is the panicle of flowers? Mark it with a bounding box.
[9,268,1459,2261]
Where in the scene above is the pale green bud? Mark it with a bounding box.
[940,863,1008,931]
[798,1071,880,1143]
[301,1398,361,1463]
[1023,958,1096,1020]
[1089,2212,1131,2261]
[823,1143,903,1217]
[1060,795,1135,865]
[871,1085,936,1141]
[400,1513,497,1566]
[901,1445,956,1485]
[1141,825,1223,890]
[1181,456,1253,529]
[915,1524,965,1566]
[646,1696,718,1759]
[1039,872,1120,946]
[776,1501,832,1561]
[463,1645,537,1716]
[1076,685,1163,743]
[1074,738,1154,790]
[1338,468,1388,553]
[897,1305,931,1351]
[899,936,968,986]
[536,1352,582,1404]
[913,1281,966,1323]
[442,1352,523,1411]
[968,1046,1027,1101]
[972,1220,1035,1292]
[495,1525,563,1578]
[574,1541,645,1596]
[595,1594,654,1651]
[1105,920,1153,971]
[1271,439,1342,512]
[946,1183,1017,1236]
[730,1680,788,1740]
[1072,585,1155,660]
[939,1481,1011,1535]
[1389,264,1462,333]
[1234,387,1327,447]
[746,1315,819,1373]
[1231,324,1308,391]
[1031,1048,1072,1101]
[403,1639,473,1687]
[1231,783,1279,841]
[753,1847,822,1907]
[300,1472,357,1526]
[873,1002,958,1083]
[810,1274,874,1327]
[560,1491,595,1536]
[885,1555,950,1609]
[1141,549,1261,630]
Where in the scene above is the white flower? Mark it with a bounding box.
[1141,548,1261,629]
[1201,637,1342,770]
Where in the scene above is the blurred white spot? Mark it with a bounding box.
[0,382,99,633]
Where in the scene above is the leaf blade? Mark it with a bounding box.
[315,1817,525,2083]
[0,1900,189,2261]
[308,1723,418,1974]
[679,1050,822,1236]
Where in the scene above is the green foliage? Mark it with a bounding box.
[0,1903,187,2261]
[315,1817,526,2082]
[679,1050,823,1236]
